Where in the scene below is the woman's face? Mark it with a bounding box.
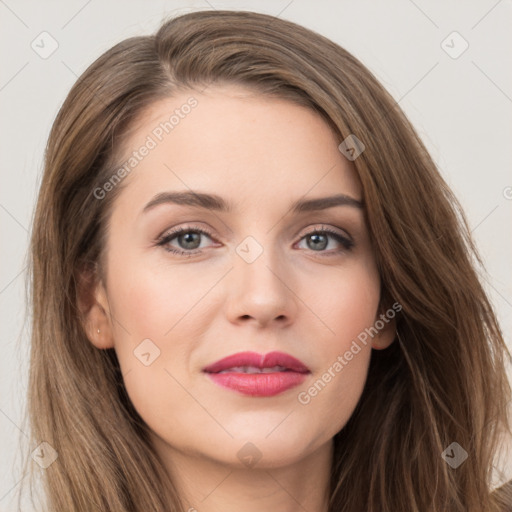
[87,84,394,470]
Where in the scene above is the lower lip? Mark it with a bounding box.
[205,371,309,397]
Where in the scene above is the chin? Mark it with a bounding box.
[212,431,322,469]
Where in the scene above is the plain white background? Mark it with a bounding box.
[1,0,511,509]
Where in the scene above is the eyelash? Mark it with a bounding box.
[155,224,354,258]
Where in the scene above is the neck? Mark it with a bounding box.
[153,436,333,512]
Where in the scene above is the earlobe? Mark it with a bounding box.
[371,315,397,351]
[83,301,115,350]
[77,265,115,350]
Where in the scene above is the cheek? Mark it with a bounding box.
[105,257,197,437]
[106,252,209,342]
[294,259,379,432]
[306,255,381,347]
[104,252,217,414]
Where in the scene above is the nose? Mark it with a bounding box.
[224,241,298,328]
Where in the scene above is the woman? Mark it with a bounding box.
[23,9,511,512]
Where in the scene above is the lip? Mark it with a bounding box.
[202,351,310,397]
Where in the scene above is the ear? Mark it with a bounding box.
[76,263,115,349]
[371,306,397,351]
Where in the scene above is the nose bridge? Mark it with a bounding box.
[227,230,296,324]
[235,231,286,289]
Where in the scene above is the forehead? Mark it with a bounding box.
[111,84,362,215]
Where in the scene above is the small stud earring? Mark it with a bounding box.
[97,328,100,334]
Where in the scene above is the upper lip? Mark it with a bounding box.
[202,351,310,374]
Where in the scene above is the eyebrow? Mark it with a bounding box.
[142,191,363,215]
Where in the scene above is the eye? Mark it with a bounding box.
[156,226,216,257]
[155,224,354,257]
[295,225,354,256]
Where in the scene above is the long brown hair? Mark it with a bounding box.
[21,9,511,511]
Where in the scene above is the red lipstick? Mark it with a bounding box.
[202,351,310,397]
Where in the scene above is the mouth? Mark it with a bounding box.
[202,351,310,397]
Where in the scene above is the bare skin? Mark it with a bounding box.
[82,84,395,512]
